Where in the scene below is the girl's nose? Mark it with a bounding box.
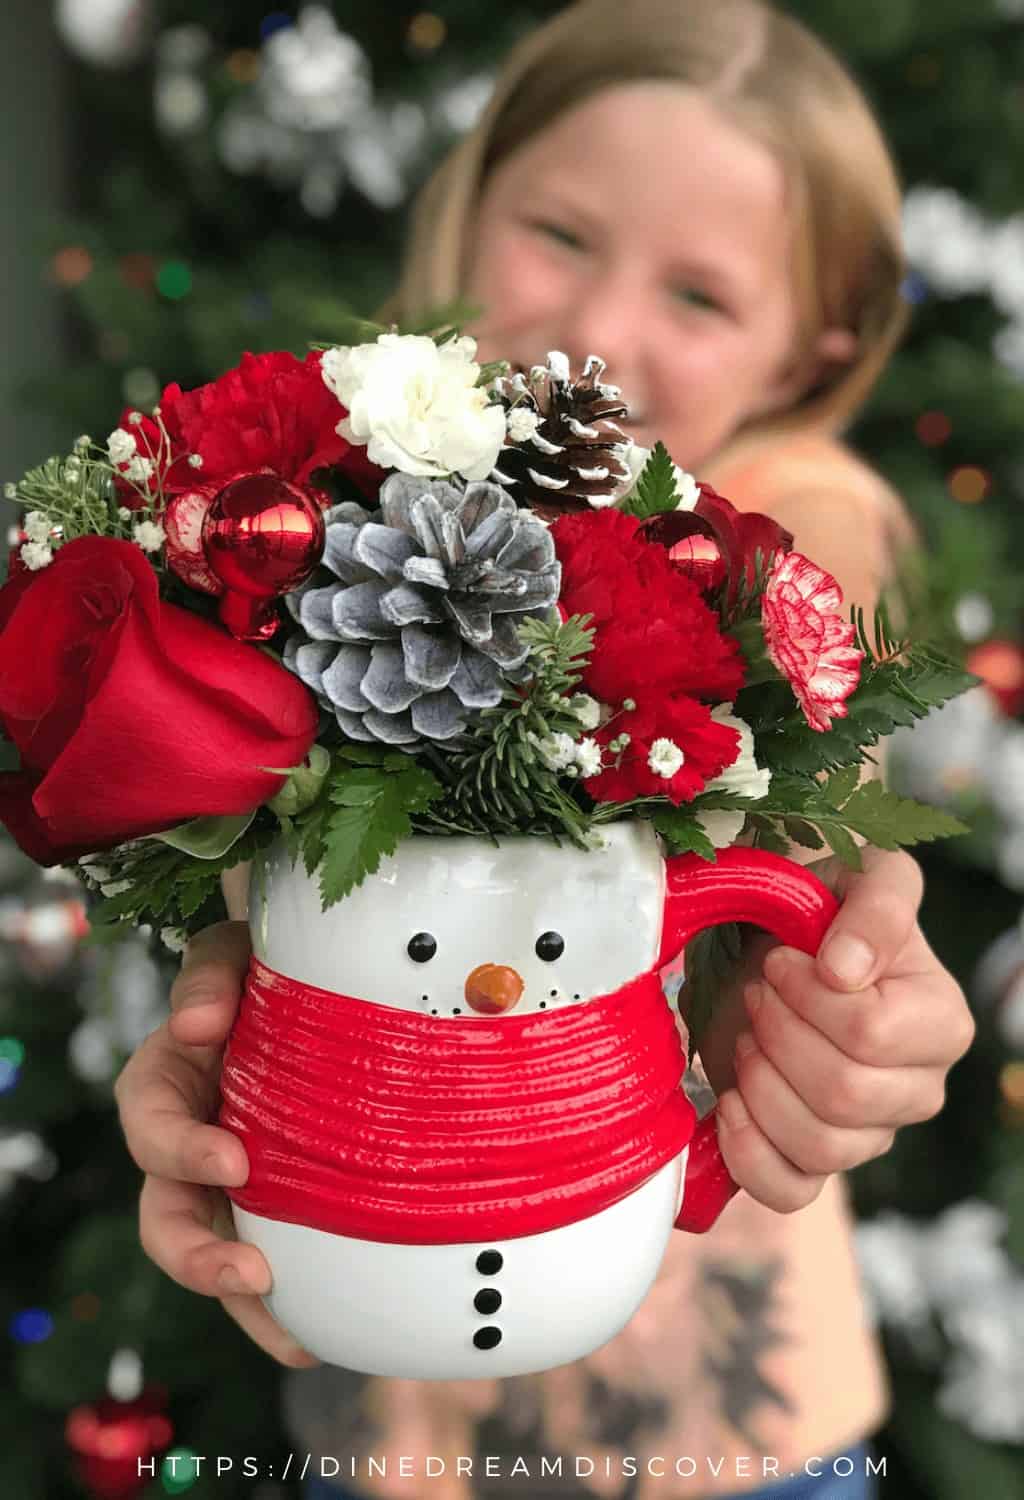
[464,963,525,1014]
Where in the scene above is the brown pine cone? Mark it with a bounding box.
[490,352,634,519]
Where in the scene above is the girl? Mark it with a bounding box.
[115,2,973,1497]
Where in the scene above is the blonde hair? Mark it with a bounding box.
[380,0,909,464]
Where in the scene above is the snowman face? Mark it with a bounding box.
[254,821,666,1017]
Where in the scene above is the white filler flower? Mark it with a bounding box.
[648,738,685,778]
[321,333,507,482]
[623,444,700,510]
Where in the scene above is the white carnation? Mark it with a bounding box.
[622,444,699,511]
[320,333,506,482]
[568,694,602,730]
[704,704,772,800]
[132,521,166,553]
[649,738,685,778]
[107,428,138,466]
[695,809,748,849]
[20,541,54,571]
[574,737,603,778]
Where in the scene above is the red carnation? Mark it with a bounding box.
[110,350,384,593]
[762,552,863,732]
[0,536,318,865]
[551,510,745,705]
[584,694,741,806]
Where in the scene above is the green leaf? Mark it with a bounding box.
[151,811,257,860]
[620,441,678,518]
[839,780,971,851]
[0,737,21,772]
[821,764,861,809]
[316,762,444,906]
[648,807,718,862]
[819,821,863,870]
[679,922,743,1065]
[783,816,825,851]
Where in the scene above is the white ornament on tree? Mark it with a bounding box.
[54,0,151,68]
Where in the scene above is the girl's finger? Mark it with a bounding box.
[732,1027,897,1177]
[139,1175,269,1297]
[714,1087,826,1215]
[814,847,923,991]
[168,921,251,1049]
[139,1178,320,1367]
[116,1035,249,1185]
[760,943,970,1073]
[743,977,944,1127]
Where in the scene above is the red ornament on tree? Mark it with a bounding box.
[65,1387,173,1500]
[966,638,1024,717]
[201,472,326,640]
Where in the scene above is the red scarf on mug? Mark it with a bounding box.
[218,955,696,1245]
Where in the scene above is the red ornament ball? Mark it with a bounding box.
[967,638,1024,717]
[65,1388,173,1500]
[201,472,326,640]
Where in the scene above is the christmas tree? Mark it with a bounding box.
[3,2,1024,1496]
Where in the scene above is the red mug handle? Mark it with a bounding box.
[660,846,840,1234]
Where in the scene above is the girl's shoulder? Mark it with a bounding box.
[708,428,908,530]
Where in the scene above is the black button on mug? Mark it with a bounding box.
[474,1288,502,1315]
[475,1249,503,1275]
[474,1326,502,1350]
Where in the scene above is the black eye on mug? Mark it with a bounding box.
[407,933,437,963]
[535,931,565,962]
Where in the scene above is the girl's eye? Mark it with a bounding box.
[531,221,585,251]
[671,285,721,312]
[535,931,565,961]
[407,933,437,963]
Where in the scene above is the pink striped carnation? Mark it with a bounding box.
[762,553,863,733]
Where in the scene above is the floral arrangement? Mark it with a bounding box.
[0,327,971,948]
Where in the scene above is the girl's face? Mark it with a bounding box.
[465,82,841,472]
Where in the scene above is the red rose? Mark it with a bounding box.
[584,694,741,806]
[551,510,745,705]
[0,537,318,865]
[762,551,863,733]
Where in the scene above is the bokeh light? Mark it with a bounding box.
[156,261,193,300]
[915,410,952,446]
[408,13,448,52]
[948,466,990,504]
[51,246,93,287]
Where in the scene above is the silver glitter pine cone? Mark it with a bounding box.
[283,474,560,745]
[491,351,634,518]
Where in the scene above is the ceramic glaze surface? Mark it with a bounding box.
[235,1152,685,1379]
[250,820,666,1015]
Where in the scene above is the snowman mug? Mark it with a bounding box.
[218,820,837,1378]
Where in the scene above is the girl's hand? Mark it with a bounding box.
[113,921,322,1368]
[712,847,976,1213]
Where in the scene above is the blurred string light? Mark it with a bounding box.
[156,261,192,300]
[161,1447,201,1494]
[408,12,448,52]
[999,1061,1024,1125]
[53,0,152,69]
[50,247,93,287]
[0,1037,24,1095]
[9,1308,54,1344]
[906,54,942,87]
[71,1293,102,1322]
[915,409,952,446]
[948,465,991,504]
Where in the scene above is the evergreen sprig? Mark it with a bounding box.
[416,613,603,844]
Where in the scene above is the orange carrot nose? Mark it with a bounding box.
[464,963,525,1015]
